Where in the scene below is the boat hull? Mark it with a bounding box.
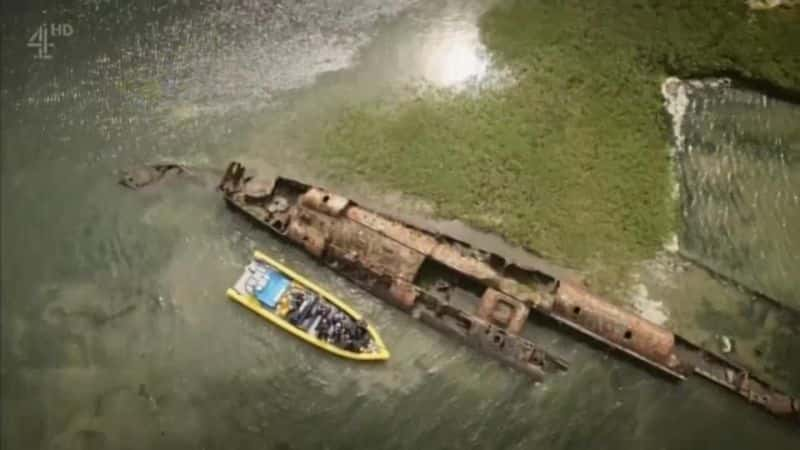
[228,251,390,361]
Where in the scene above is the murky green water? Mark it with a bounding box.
[2,1,798,449]
[627,78,800,395]
[672,80,800,308]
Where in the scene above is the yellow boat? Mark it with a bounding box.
[227,251,390,361]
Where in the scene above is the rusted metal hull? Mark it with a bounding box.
[215,161,798,424]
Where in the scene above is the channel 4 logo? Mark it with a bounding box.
[27,23,74,60]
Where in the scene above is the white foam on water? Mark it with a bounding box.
[628,283,670,326]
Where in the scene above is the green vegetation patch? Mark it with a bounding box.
[321,0,800,286]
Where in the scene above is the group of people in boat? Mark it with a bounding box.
[285,290,371,353]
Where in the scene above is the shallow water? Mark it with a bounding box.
[671,80,800,308]
[2,2,798,449]
[635,77,800,397]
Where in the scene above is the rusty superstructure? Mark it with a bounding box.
[122,161,799,425]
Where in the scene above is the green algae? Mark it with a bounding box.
[321,0,800,287]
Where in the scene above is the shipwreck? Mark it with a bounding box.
[122,161,800,426]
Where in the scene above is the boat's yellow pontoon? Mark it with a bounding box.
[227,251,390,361]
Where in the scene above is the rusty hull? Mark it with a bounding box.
[551,281,683,377]
[216,162,799,424]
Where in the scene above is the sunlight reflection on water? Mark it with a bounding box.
[421,26,489,87]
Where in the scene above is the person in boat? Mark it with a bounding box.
[318,316,330,341]
[289,292,318,326]
[350,320,370,351]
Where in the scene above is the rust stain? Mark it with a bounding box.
[477,288,529,335]
[328,217,425,283]
[430,242,499,281]
[300,187,350,216]
[346,206,439,255]
[553,281,677,368]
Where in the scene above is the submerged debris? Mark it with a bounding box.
[720,335,735,354]
[119,164,186,189]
